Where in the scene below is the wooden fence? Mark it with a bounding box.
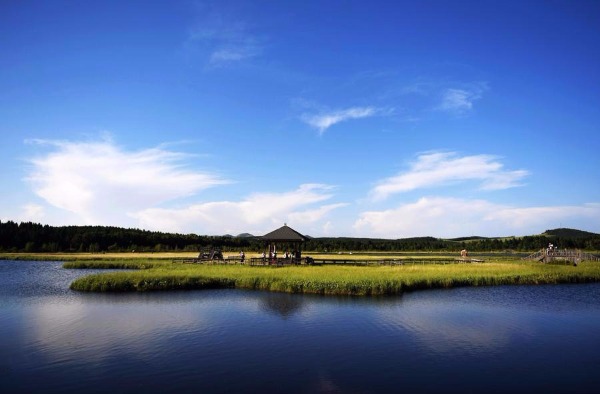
[523,249,600,264]
[173,256,485,266]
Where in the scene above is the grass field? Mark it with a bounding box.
[66,259,600,296]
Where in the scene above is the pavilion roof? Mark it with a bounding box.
[261,224,308,242]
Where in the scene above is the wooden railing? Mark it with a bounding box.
[173,256,486,266]
[523,249,600,263]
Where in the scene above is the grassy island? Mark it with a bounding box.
[62,255,600,296]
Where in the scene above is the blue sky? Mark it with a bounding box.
[1,0,599,238]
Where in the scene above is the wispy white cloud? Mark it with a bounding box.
[21,203,45,222]
[355,197,496,238]
[439,89,478,113]
[485,203,600,229]
[288,203,349,225]
[437,83,487,115]
[209,45,260,65]
[187,9,263,67]
[398,79,487,116]
[354,197,600,238]
[371,152,529,201]
[132,184,345,235]
[25,138,227,226]
[400,80,435,96]
[301,106,382,134]
[21,138,346,234]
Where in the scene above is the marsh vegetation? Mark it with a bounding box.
[66,256,600,295]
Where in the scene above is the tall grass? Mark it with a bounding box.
[69,261,600,295]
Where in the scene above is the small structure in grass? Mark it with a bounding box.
[259,224,309,265]
[456,248,484,263]
[198,247,223,261]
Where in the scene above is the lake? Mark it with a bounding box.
[1,260,600,393]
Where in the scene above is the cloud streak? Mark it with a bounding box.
[301,106,381,134]
[209,45,260,65]
[132,184,346,235]
[21,204,45,222]
[187,9,263,67]
[22,138,346,234]
[371,152,529,201]
[436,82,488,115]
[438,88,479,113]
[399,80,487,116]
[26,139,227,225]
[354,197,600,238]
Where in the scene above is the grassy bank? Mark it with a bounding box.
[68,261,600,295]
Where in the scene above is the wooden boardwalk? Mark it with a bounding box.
[172,255,244,264]
[173,256,485,266]
[523,249,600,264]
[305,258,484,266]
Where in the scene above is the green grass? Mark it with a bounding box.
[67,260,600,296]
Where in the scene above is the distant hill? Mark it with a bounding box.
[542,228,599,238]
[446,236,489,242]
[236,233,255,238]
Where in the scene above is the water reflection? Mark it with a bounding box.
[376,299,519,355]
[259,292,305,318]
[1,261,600,394]
[24,301,203,364]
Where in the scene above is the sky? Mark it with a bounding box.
[1,0,599,238]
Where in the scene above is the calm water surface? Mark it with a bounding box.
[1,260,600,393]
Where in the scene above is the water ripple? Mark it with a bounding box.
[2,261,600,393]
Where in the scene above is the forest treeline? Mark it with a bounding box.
[1,221,599,253]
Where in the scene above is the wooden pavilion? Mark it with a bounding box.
[259,224,308,265]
